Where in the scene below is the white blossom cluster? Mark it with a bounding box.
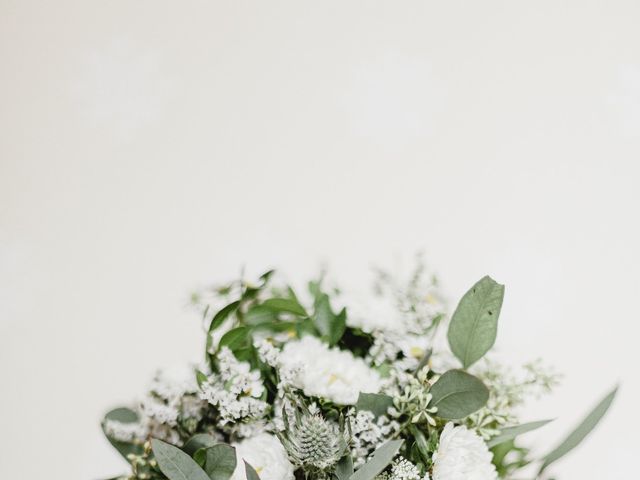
[349,410,400,467]
[376,457,428,480]
[199,347,268,428]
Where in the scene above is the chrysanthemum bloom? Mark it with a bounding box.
[432,423,497,480]
[279,335,382,405]
[231,433,295,480]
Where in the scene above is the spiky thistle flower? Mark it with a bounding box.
[277,404,349,474]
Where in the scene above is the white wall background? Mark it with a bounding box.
[2,1,639,478]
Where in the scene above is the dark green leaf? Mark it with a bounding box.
[204,444,237,480]
[349,440,403,480]
[429,369,489,419]
[447,276,504,368]
[209,301,240,332]
[356,393,394,418]
[313,295,347,345]
[218,326,251,352]
[540,387,618,473]
[151,439,210,480]
[487,419,553,447]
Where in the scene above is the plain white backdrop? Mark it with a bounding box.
[2,1,640,478]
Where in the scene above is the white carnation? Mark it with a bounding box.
[432,423,497,480]
[231,433,295,480]
[279,335,382,405]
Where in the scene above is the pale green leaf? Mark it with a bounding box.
[151,439,210,480]
[540,387,618,472]
[487,419,553,447]
[244,461,261,480]
[447,276,504,368]
[349,440,403,480]
[356,392,394,418]
[429,369,489,419]
[204,444,237,480]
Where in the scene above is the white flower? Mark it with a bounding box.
[279,335,382,405]
[432,423,497,480]
[103,419,148,443]
[231,433,295,480]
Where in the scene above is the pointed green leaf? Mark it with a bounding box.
[448,276,504,368]
[204,444,237,480]
[349,439,403,480]
[244,461,261,480]
[429,369,489,419]
[356,393,394,418]
[151,439,210,480]
[487,419,553,447]
[335,455,354,480]
[313,294,346,345]
[262,298,307,316]
[218,326,251,352]
[540,387,618,472]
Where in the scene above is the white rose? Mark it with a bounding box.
[279,335,382,405]
[432,423,497,480]
[231,433,294,480]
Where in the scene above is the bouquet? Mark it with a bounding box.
[101,264,616,480]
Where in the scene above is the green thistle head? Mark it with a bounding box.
[278,404,349,474]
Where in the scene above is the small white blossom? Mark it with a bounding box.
[103,419,148,443]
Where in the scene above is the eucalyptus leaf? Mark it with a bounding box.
[102,407,143,460]
[183,433,218,456]
[487,419,553,447]
[244,461,261,480]
[335,455,354,480]
[151,439,210,480]
[349,439,403,480]
[356,392,394,418]
[540,387,618,473]
[204,444,237,480]
[429,369,489,419]
[447,276,504,368]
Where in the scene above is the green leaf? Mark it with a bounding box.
[218,326,251,352]
[356,392,394,418]
[204,444,237,480]
[335,455,354,480]
[102,407,143,459]
[196,370,209,388]
[183,434,218,456]
[429,369,489,419]
[540,387,618,473]
[206,301,241,352]
[244,461,261,480]
[151,439,210,480]
[349,439,403,480]
[447,276,504,368]
[313,294,347,345]
[408,425,430,463]
[262,298,307,316]
[244,305,278,326]
[487,419,553,447]
[209,301,240,332]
